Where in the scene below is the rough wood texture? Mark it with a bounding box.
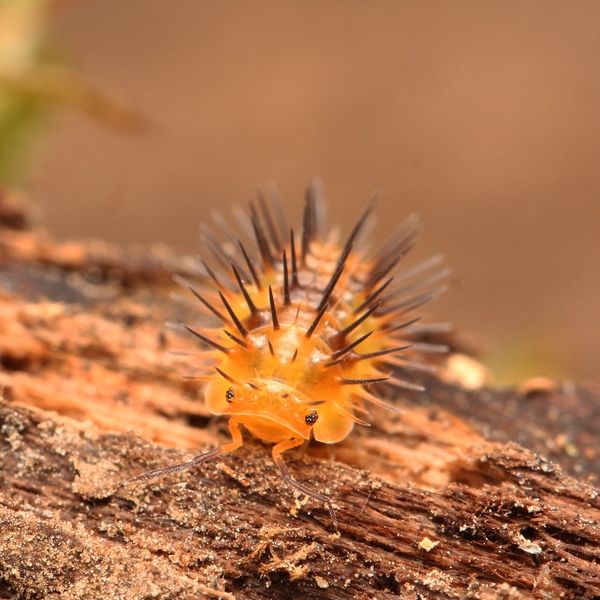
[0,192,598,599]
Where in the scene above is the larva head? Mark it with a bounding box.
[205,323,356,443]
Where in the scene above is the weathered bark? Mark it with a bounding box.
[0,192,598,599]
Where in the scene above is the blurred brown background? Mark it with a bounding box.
[31,1,599,383]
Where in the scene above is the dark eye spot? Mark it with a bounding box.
[225,388,235,402]
[305,410,318,425]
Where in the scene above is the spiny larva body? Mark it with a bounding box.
[127,182,449,529]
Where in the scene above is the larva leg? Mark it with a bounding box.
[272,438,338,531]
[122,418,244,485]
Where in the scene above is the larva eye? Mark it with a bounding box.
[225,387,235,402]
[305,409,318,425]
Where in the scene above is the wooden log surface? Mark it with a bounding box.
[0,191,598,599]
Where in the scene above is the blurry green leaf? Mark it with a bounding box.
[0,0,144,184]
[0,91,46,183]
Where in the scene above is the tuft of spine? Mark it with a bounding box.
[184,182,449,443]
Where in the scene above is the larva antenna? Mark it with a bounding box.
[289,229,299,287]
[329,331,373,361]
[291,348,298,362]
[267,339,276,356]
[249,202,274,268]
[353,277,394,314]
[305,303,328,338]
[122,447,224,486]
[315,243,352,312]
[268,285,280,330]
[282,249,291,305]
[120,418,245,490]
[222,329,247,348]
[237,239,262,290]
[231,263,258,314]
[182,324,230,354]
[256,188,282,252]
[218,291,248,337]
[271,442,339,532]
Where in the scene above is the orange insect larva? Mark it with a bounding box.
[126,182,449,529]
